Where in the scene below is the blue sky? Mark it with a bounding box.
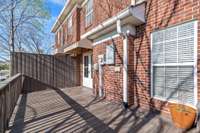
[0,0,66,62]
[45,0,67,33]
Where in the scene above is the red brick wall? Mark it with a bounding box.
[93,36,124,103]
[80,0,132,94]
[92,0,200,115]
[127,0,200,114]
[55,6,80,48]
[80,0,131,36]
[65,7,80,45]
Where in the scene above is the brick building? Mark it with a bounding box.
[51,0,200,114]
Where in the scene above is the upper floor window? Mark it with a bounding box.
[57,31,60,45]
[85,0,93,27]
[67,15,73,34]
[60,28,64,46]
[57,30,62,46]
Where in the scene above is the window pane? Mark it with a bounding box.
[165,41,177,63]
[85,0,93,26]
[106,44,115,64]
[165,66,178,100]
[178,38,194,63]
[152,43,164,64]
[153,31,164,44]
[178,22,194,38]
[67,15,72,34]
[87,0,93,12]
[84,56,89,78]
[91,55,93,77]
[178,66,194,104]
[165,27,177,41]
[153,66,165,97]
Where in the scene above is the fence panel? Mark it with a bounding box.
[11,52,80,89]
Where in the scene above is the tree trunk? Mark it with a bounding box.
[10,0,15,76]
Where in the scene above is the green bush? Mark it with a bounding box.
[0,64,9,70]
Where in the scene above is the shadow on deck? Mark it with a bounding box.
[7,86,185,133]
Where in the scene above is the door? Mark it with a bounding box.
[83,53,93,88]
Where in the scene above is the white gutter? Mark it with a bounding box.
[51,0,85,33]
[81,2,145,40]
[51,0,70,32]
[81,7,130,39]
[81,10,129,39]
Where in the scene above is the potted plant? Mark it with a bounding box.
[168,92,197,130]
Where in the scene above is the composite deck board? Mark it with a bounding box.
[7,87,197,133]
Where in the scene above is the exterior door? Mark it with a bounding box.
[83,53,93,88]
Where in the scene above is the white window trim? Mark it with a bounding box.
[81,0,89,7]
[150,20,198,106]
[194,20,198,106]
[85,0,93,27]
[106,44,115,64]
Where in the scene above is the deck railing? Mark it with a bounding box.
[0,74,23,133]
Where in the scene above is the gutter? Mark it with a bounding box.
[81,2,145,40]
[51,0,70,33]
[51,0,84,33]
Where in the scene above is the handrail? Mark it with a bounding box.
[0,73,23,133]
[0,73,21,91]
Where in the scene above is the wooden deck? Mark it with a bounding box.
[6,87,197,133]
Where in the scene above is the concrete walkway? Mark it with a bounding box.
[7,86,198,133]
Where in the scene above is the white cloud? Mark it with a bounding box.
[50,0,66,5]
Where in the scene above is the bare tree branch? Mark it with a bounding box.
[0,0,51,58]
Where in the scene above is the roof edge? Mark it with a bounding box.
[51,0,84,33]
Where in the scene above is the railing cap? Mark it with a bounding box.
[0,73,22,91]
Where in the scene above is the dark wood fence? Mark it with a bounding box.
[0,53,81,132]
[0,74,23,132]
[11,52,81,89]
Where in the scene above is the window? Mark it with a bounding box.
[85,0,93,27]
[151,21,197,105]
[106,44,115,64]
[67,15,73,34]
[60,28,64,46]
[57,30,62,46]
[84,56,89,78]
[57,31,60,46]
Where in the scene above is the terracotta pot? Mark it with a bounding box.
[169,103,197,129]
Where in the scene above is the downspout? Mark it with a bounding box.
[117,20,129,109]
[98,56,104,97]
[123,35,128,108]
